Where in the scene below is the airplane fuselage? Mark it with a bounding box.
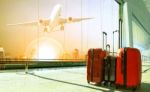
[8,4,92,32]
[38,4,61,32]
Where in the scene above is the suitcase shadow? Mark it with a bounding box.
[28,72,110,92]
[28,72,150,92]
[136,82,150,92]
[98,82,150,92]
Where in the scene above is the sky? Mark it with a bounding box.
[0,0,119,58]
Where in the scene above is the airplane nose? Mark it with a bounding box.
[68,17,73,22]
[39,19,43,24]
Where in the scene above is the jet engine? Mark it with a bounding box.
[67,17,73,22]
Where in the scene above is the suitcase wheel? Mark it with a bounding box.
[103,81,108,86]
[115,85,118,89]
[109,82,115,87]
[138,84,141,89]
[101,81,107,86]
[132,87,137,92]
[108,82,112,87]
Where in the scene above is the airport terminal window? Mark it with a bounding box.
[0,0,118,61]
[132,18,150,62]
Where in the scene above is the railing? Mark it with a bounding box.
[0,54,149,70]
[0,58,86,62]
[0,58,86,72]
[142,55,150,63]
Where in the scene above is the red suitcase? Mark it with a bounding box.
[116,47,141,90]
[87,48,106,84]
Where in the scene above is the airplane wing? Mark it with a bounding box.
[59,17,93,24]
[7,21,38,26]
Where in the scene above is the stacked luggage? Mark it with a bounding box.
[87,31,141,91]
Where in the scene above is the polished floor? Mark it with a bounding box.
[0,63,150,92]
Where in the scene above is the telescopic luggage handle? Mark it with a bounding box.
[103,32,107,35]
[113,30,118,56]
[106,44,110,53]
[102,31,107,50]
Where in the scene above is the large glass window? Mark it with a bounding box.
[0,0,118,61]
[132,17,150,62]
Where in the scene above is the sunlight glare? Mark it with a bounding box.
[25,37,63,60]
[38,44,56,59]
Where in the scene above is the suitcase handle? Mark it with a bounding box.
[103,32,107,35]
[106,44,110,52]
[102,31,107,50]
[113,30,118,56]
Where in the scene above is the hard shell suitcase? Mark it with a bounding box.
[87,31,107,84]
[87,48,106,84]
[104,55,116,85]
[116,47,141,90]
[103,44,116,86]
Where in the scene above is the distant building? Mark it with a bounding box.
[0,47,5,59]
[0,47,5,69]
[62,51,71,60]
[72,48,79,59]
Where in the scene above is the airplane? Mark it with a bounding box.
[8,4,93,32]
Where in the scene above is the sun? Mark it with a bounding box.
[37,44,56,59]
[25,37,63,60]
